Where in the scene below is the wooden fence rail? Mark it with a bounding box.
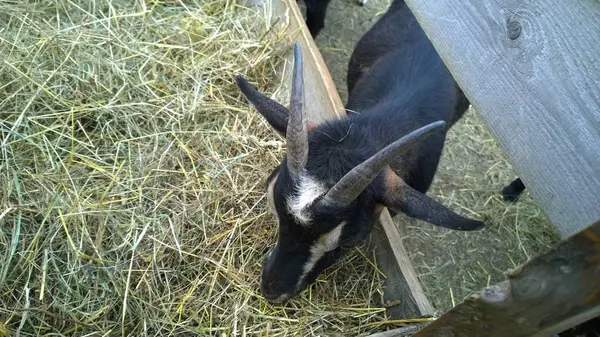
[410,219,600,337]
[403,0,600,238]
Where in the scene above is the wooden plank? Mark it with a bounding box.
[237,0,343,120]
[368,208,435,318]
[410,219,600,337]
[403,0,600,238]
[271,0,346,123]
[241,0,435,319]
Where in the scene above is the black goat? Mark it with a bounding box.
[302,0,331,37]
[501,177,526,201]
[235,0,484,303]
[302,0,367,38]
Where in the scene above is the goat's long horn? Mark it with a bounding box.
[321,120,447,207]
[286,42,308,179]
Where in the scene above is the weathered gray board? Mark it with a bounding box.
[403,0,600,238]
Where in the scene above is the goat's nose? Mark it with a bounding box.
[260,273,280,298]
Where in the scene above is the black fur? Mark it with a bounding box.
[338,0,469,196]
[557,316,600,337]
[501,177,526,201]
[237,0,484,303]
[302,0,332,37]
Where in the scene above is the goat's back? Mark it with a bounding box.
[346,0,416,95]
[339,0,470,191]
[346,0,469,126]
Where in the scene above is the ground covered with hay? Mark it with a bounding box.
[0,0,562,336]
[0,1,387,335]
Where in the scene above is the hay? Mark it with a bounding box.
[0,0,390,335]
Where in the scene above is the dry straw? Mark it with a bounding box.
[0,0,391,335]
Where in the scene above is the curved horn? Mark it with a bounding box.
[321,120,447,207]
[286,42,308,179]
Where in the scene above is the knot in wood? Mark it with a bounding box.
[507,20,522,40]
[480,281,510,304]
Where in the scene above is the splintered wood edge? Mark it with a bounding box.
[266,0,434,319]
[366,325,423,337]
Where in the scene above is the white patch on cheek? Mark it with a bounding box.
[297,221,346,288]
[266,174,278,219]
[286,173,327,225]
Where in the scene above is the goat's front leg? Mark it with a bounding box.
[305,0,332,38]
[501,177,526,202]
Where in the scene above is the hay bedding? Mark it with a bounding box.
[0,0,388,335]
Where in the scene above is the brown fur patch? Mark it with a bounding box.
[383,166,403,199]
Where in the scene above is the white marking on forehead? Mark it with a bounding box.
[286,173,327,225]
[297,221,346,288]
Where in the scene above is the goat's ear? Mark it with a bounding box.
[380,168,484,231]
[235,75,289,136]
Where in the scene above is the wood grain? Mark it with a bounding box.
[374,208,435,317]
[412,219,600,337]
[403,0,600,238]
[262,0,435,319]
[272,0,346,122]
